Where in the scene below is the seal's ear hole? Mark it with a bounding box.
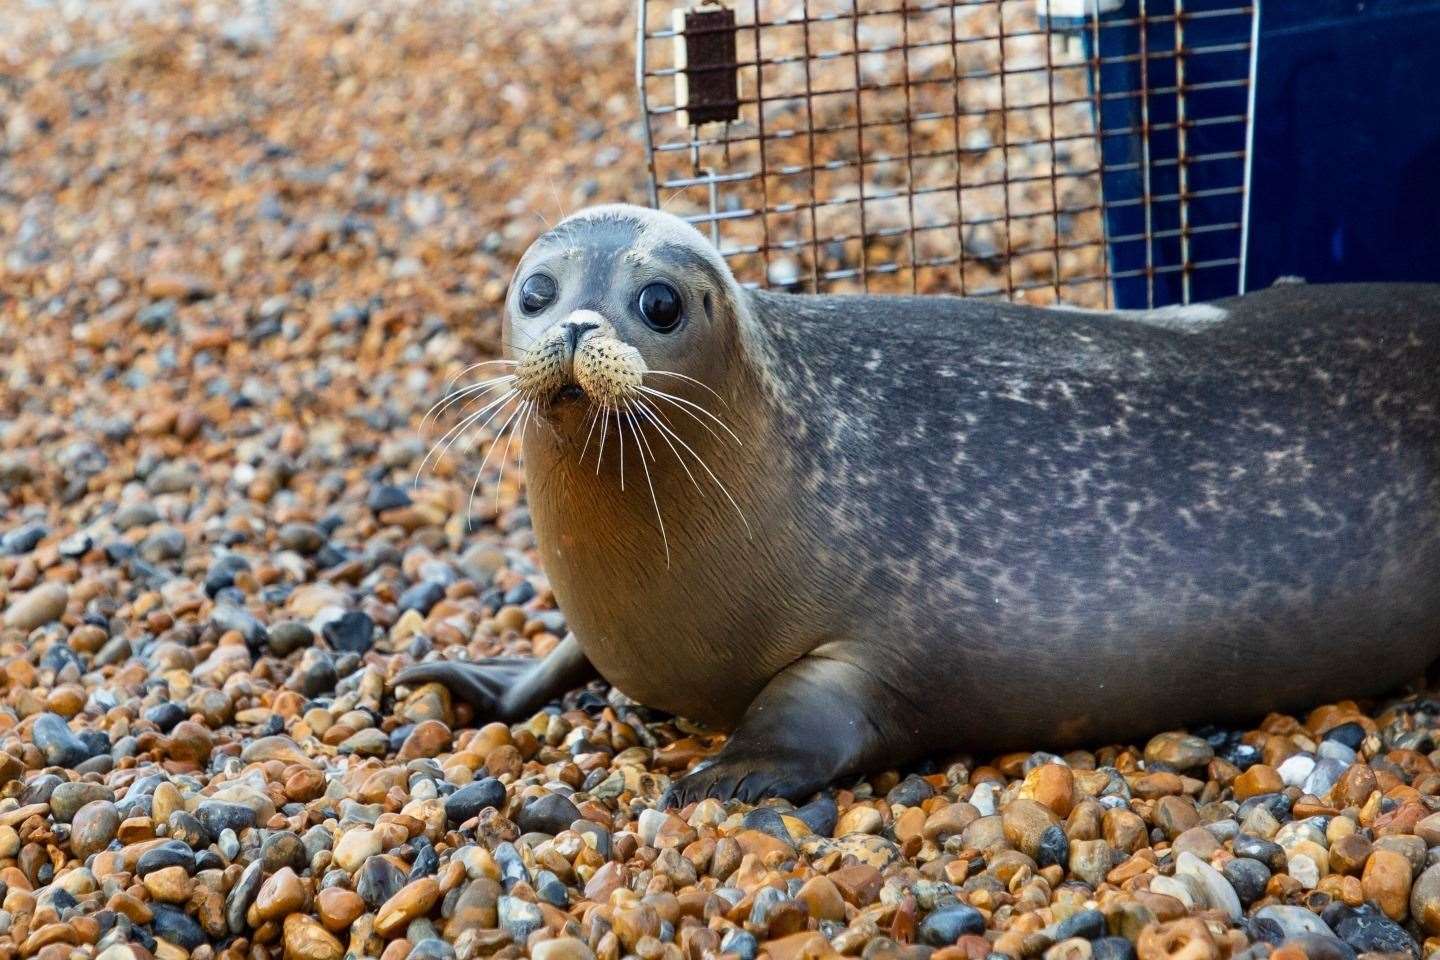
[703,291,714,323]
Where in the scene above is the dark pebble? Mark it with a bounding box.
[322,610,374,654]
[886,776,936,808]
[2,523,47,554]
[918,904,986,946]
[21,774,63,806]
[203,554,251,598]
[104,541,136,563]
[136,840,195,876]
[1036,825,1069,869]
[39,644,83,675]
[1334,913,1418,958]
[1221,742,1261,771]
[193,800,257,835]
[77,729,111,756]
[445,778,507,825]
[135,300,177,333]
[138,527,185,562]
[1222,857,1270,904]
[210,603,268,648]
[32,712,93,768]
[1233,834,1287,873]
[536,870,568,907]
[297,657,338,698]
[1054,909,1106,941]
[1236,792,1291,822]
[277,522,326,554]
[168,811,210,850]
[719,929,758,960]
[150,903,205,950]
[1324,722,1366,750]
[398,580,445,615]
[366,484,412,512]
[516,793,581,836]
[144,702,187,733]
[794,795,838,837]
[225,860,264,934]
[1240,917,1285,946]
[260,831,307,872]
[268,620,314,657]
[502,580,535,606]
[357,855,408,909]
[58,532,93,558]
[410,845,439,879]
[195,849,225,872]
[739,806,792,843]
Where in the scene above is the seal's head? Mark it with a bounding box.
[504,204,746,431]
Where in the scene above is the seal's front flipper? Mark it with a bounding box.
[393,632,598,722]
[662,652,922,806]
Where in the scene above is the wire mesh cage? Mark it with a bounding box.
[636,0,1257,308]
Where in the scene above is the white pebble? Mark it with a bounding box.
[1288,853,1320,889]
[970,782,998,816]
[1176,850,1242,920]
[1277,754,1316,788]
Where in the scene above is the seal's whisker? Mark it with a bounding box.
[493,399,529,518]
[465,400,525,531]
[577,403,602,463]
[421,387,516,474]
[625,399,660,463]
[432,363,517,421]
[635,395,752,540]
[638,387,723,446]
[634,398,705,498]
[421,387,514,472]
[595,403,612,476]
[638,385,743,447]
[417,387,517,484]
[441,358,518,395]
[617,402,626,492]
[421,374,516,433]
[625,403,671,568]
[643,369,730,407]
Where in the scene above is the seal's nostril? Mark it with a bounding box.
[563,321,600,355]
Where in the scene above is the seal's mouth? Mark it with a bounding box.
[552,384,586,404]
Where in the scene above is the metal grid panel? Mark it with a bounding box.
[636,0,1256,307]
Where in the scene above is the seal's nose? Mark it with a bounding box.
[563,320,599,357]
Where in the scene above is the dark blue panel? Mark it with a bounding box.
[1073,0,1440,306]
[1245,0,1440,290]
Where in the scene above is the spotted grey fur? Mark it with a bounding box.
[398,203,1440,804]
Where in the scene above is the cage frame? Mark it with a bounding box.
[635,0,1260,309]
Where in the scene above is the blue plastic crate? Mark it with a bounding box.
[1066,0,1440,308]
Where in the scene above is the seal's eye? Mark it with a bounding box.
[638,281,683,333]
[519,273,557,315]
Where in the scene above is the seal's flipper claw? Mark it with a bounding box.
[663,651,925,805]
[393,633,599,723]
[664,761,824,806]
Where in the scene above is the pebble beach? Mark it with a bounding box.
[3,5,1440,960]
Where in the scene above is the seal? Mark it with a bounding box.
[397,203,1440,804]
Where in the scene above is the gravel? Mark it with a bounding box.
[2,4,1440,960]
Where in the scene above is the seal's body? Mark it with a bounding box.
[399,205,1440,803]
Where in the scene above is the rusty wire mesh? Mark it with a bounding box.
[636,0,1256,307]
